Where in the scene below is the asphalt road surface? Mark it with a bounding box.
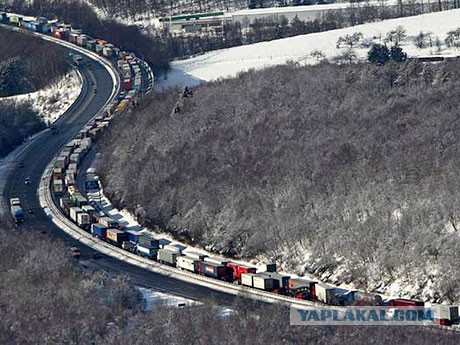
[2,50,239,307]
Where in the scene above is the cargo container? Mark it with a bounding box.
[86,39,97,50]
[65,173,75,186]
[253,275,276,291]
[106,229,127,247]
[72,195,88,208]
[124,78,132,91]
[184,251,208,261]
[197,261,232,281]
[81,137,92,150]
[98,216,118,228]
[125,230,142,243]
[75,211,89,228]
[9,15,22,26]
[53,180,64,195]
[137,245,158,259]
[69,207,83,222]
[52,167,63,180]
[157,249,179,266]
[315,283,337,304]
[68,163,78,174]
[76,35,87,46]
[177,256,199,272]
[241,273,257,287]
[81,205,97,223]
[204,256,229,266]
[260,272,290,289]
[227,262,257,281]
[388,299,424,307]
[102,47,113,57]
[91,223,107,239]
[70,153,80,164]
[95,44,104,54]
[55,156,67,169]
[69,33,78,44]
[138,235,159,248]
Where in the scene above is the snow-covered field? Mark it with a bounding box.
[0,69,82,125]
[156,9,460,90]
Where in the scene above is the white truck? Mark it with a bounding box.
[177,256,199,272]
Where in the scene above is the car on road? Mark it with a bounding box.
[69,247,81,259]
[24,177,31,185]
[18,162,24,168]
[93,252,102,259]
[27,208,35,214]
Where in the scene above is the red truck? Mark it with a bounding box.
[388,299,424,307]
[227,262,257,282]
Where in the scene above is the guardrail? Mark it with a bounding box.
[40,161,333,308]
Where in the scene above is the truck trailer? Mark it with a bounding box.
[157,249,179,266]
[197,261,232,281]
[177,256,199,272]
[91,223,108,239]
[106,229,127,247]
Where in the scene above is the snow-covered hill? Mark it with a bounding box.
[157,9,460,90]
[0,69,82,125]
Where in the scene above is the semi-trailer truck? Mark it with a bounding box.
[9,198,24,224]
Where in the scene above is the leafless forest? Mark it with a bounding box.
[0,26,65,156]
[1,223,460,343]
[100,60,460,301]
[0,25,69,96]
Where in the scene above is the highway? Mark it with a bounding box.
[1,42,238,307]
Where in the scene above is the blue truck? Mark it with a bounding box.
[125,230,143,243]
[91,223,108,239]
[137,244,158,259]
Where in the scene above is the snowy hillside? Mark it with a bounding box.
[157,9,460,90]
[1,69,82,125]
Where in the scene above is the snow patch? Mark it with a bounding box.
[0,69,82,125]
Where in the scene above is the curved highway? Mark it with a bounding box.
[1,34,238,306]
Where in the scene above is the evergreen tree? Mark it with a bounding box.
[390,45,408,62]
[367,44,390,65]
